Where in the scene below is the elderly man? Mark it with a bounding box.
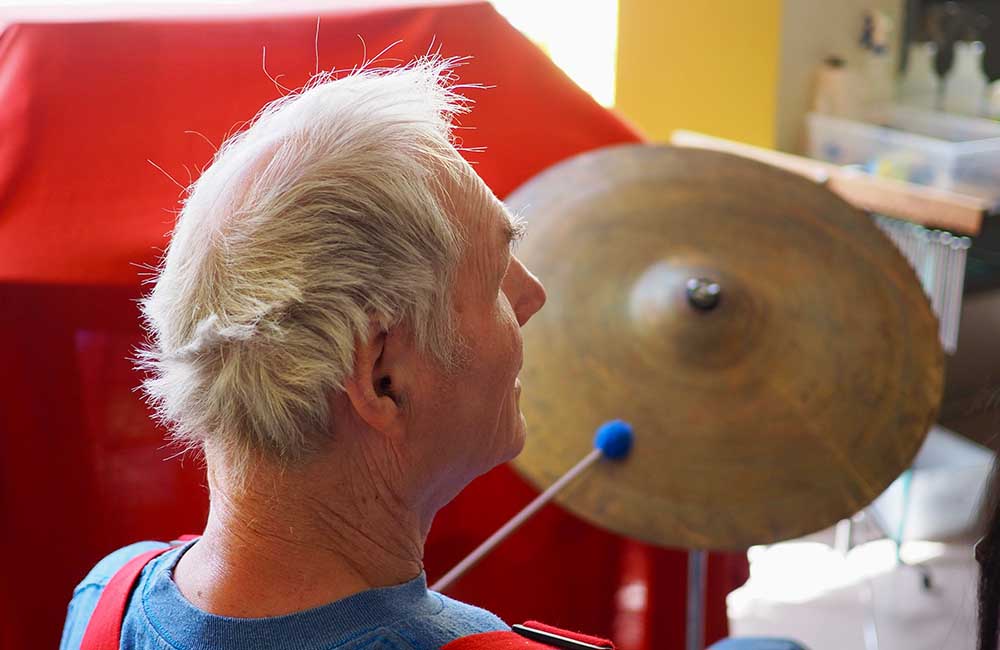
[60,58,548,649]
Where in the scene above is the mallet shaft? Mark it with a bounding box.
[432,448,602,592]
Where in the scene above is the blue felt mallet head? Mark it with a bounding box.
[594,419,634,460]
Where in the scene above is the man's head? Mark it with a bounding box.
[137,58,545,507]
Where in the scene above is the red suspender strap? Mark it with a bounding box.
[80,537,199,650]
[79,547,173,650]
[442,631,537,649]
[442,621,614,650]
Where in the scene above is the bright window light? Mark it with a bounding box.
[491,0,618,106]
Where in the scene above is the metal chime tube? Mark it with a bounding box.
[873,215,970,354]
[940,233,955,348]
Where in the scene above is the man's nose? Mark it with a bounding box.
[516,262,547,327]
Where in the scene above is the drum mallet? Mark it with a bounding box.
[432,420,634,592]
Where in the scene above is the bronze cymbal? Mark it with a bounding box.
[507,144,944,550]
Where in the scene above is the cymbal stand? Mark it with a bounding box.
[686,549,707,650]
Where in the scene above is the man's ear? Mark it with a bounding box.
[342,320,406,438]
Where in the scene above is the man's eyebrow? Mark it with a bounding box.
[503,210,527,245]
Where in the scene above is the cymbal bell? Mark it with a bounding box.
[507,144,944,550]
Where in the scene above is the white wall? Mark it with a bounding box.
[776,0,904,153]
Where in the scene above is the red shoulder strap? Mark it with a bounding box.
[442,621,614,650]
[80,537,199,650]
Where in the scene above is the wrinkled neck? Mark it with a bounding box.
[173,444,428,617]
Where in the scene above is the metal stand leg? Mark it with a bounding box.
[686,549,707,650]
[864,472,934,591]
[835,517,854,556]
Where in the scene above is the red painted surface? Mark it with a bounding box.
[0,3,747,648]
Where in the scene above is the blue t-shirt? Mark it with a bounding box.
[60,540,509,650]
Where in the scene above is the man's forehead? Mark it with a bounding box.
[452,173,523,290]
[466,173,522,243]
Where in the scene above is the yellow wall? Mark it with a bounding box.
[615,0,782,147]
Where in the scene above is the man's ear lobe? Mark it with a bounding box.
[342,323,403,436]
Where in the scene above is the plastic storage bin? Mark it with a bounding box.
[807,105,1000,208]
